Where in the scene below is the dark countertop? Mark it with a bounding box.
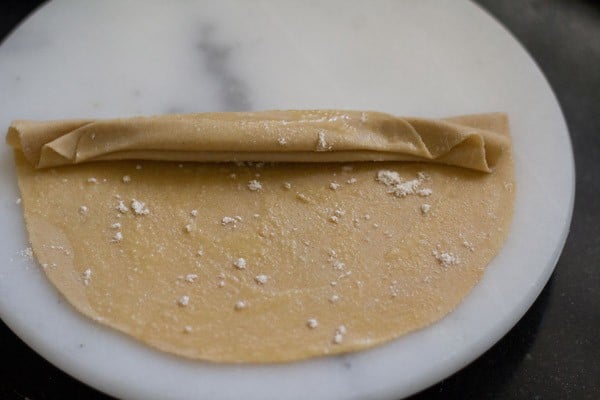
[1,1,598,399]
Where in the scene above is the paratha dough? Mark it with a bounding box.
[9,112,514,363]
[7,110,508,172]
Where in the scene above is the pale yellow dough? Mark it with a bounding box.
[7,110,509,172]
[9,111,514,363]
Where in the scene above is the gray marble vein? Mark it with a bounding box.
[197,23,251,111]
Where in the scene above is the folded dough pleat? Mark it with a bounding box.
[6,110,510,172]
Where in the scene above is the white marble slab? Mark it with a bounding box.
[0,1,574,399]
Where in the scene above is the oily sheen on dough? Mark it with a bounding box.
[8,111,514,363]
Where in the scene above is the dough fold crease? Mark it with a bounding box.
[6,110,509,172]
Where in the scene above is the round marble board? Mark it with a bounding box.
[0,1,574,399]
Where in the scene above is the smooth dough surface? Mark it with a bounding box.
[13,113,514,363]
